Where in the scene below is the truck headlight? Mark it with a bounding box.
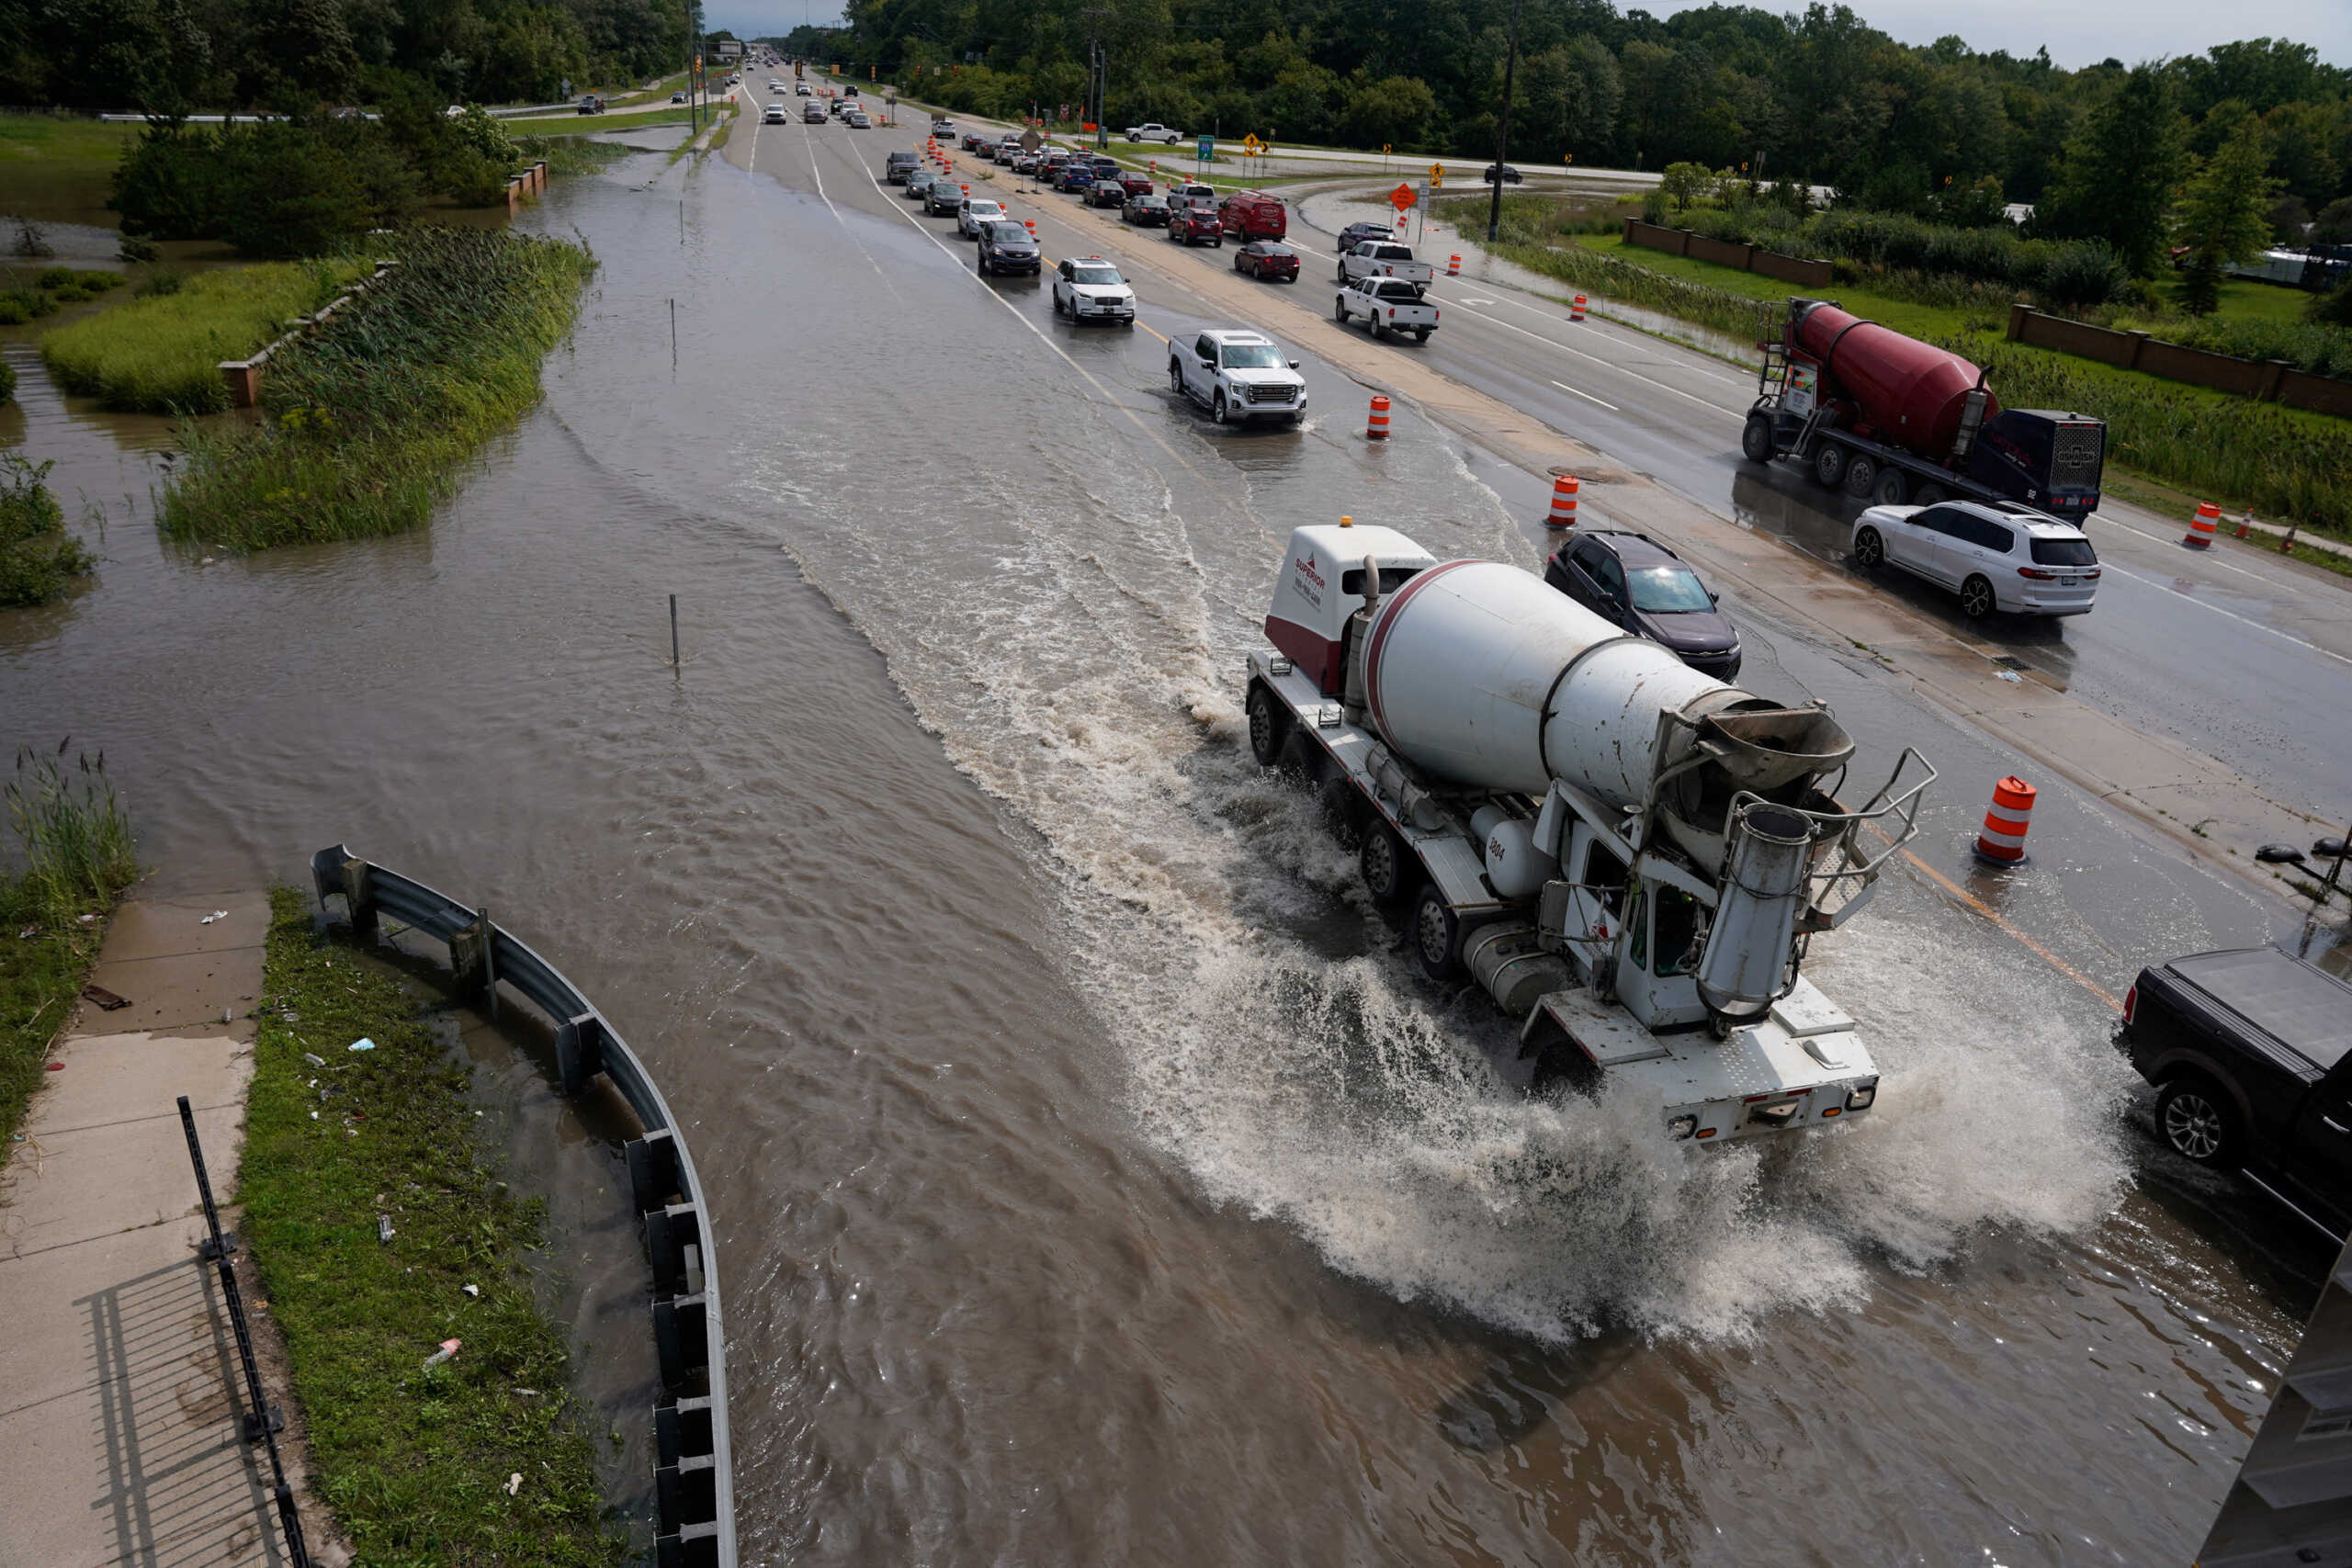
[1667,1114,1697,1140]
[1845,1084,1876,1111]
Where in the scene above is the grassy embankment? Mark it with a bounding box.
[0,116,140,226]
[244,888,618,1562]
[160,226,595,549]
[40,259,370,413]
[0,746,138,1145]
[0,265,127,326]
[0,455,92,604]
[1447,200,2352,547]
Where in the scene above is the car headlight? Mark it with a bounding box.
[1845,1083,1876,1111]
[1668,1113,1698,1140]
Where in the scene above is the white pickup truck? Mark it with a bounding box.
[1125,122,1184,143]
[1335,276,1439,342]
[1338,241,1434,291]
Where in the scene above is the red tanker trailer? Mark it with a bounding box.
[1742,298,2107,518]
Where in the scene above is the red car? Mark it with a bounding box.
[1119,170,1154,198]
[1233,240,1299,282]
[1219,190,1287,241]
[1168,203,1223,246]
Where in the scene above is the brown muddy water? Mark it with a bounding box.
[0,134,2324,1565]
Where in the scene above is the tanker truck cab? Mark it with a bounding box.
[1243,524,1935,1146]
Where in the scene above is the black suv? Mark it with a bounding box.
[1543,529,1741,681]
[2120,946,2352,1240]
[884,151,919,183]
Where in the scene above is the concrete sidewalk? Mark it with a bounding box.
[0,890,333,1568]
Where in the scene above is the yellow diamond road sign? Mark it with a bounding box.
[1243,133,1263,152]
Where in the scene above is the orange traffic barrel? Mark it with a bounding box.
[1570,294,1588,322]
[1975,776,2036,864]
[1446,254,1461,276]
[1546,474,1579,529]
[1367,396,1391,440]
[2182,502,2218,549]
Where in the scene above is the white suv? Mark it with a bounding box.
[1169,328,1306,425]
[1851,499,2100,619]
[1052,256,1136,323]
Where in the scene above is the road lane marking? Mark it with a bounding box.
[2095,560,2352,668]
[1549,378,1619,412]
[1871,824,2121,1011]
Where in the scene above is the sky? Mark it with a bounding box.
[708,0,2351,73]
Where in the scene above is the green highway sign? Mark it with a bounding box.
[1196,134,1214,162]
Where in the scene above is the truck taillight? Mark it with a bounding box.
[2122,984,2136,1025]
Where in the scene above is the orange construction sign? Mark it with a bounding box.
[1389,182,1416,211]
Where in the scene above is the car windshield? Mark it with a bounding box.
[988,223,1029,242]
[1221,344,1284,368]
[1136,196,1166,206]
[2029,536,2098,567]
[1625,564,1714,613]
[1071,265,1121,285]
[969,202,1001,214]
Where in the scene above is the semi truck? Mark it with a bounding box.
[1743,298,2108,519]
[1245,520,1935,1143]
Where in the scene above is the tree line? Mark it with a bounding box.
[3,0,701,111]
[793,2,2349,267]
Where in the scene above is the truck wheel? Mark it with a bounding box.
[2157,1078,2241,1168]
[1914,482,1949,505]
[1813,442,1849,490]
[1334,295,1348,321]
[1853,527,1885,570]
[1212,390,1231,425]
[1741,412,1776,463]
[1874,468,1911,506]
[1246,684,1289,767]
[1414,330,1430,344]
[1959,574,1996,619]
[1843,453,1879,500]
[1169,357,1182,393]
[1360,819,1416,908]
[1411,884,1461,981]
[1371,317,1386,340]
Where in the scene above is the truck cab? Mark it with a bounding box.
[1261,523,1432,693]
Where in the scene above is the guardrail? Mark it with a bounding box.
[308,846,736,1568]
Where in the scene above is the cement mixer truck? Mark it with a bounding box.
[1742,297,2108,519]
[1246,520,1935,1144]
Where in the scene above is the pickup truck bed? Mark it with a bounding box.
[2121,946,2352,1240]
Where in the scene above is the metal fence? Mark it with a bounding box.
[309,846,737,1568]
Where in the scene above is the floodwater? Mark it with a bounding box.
[0,134,2330,1565]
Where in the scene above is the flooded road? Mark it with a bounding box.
[0,130,2335,1564]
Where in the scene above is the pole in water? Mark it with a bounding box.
[670,593,680,671]
[669,298,676,372]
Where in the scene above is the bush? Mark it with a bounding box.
[0,289,58,324]
[134,267,185,298]
[0,361,13,405]
[0,456,93,606]
[116,120,421,257]
[35,266,76,289]
[117,232,160,264]
[2038,241,2128,310]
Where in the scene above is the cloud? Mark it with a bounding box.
[1646,0,2349,71]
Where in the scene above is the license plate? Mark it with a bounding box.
[2060,577,2079,586]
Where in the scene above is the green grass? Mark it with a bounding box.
[160,227,595,549]
[0,455,94,605]
[0,744,140,1145]
[40,259,368,413]
[243,888,621,1565]
[0,116,141,226]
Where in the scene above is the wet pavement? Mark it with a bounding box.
[0,120,2345,1565]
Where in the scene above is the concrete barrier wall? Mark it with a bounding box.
[2005,304,2348,418]
[1622,220,1833,288]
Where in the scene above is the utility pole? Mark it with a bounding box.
[1486,0,1524,244]
[1080,7,1109,151]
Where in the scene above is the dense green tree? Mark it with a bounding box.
[2177,105,2284,312]
[2035,65,2187,276]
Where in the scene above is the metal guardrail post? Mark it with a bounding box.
[177,1098,311,1568]
[306,845,736,1565]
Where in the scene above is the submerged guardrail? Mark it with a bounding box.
[309,846,736,1568]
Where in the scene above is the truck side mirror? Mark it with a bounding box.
[1288,359,1301,369]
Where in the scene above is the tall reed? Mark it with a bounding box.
[4,742,140,924]
[160,227,596,549]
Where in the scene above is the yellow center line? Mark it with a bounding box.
[1867,822,2121,1011]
